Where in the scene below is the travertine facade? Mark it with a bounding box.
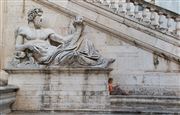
[0,0,180,112]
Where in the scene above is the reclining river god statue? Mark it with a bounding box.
[11,7,115,68]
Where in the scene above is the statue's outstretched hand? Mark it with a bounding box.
[26,45,40,54]
[15,51,26,59]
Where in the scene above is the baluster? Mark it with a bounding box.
[126,0,133,17]
[158,12,164,29]
[85,0,92,2]
[102,0,109,6]
[109,0,116,11]
[134,2,141,21]
[126,0,130,15]
[166,15,174,33]
[142,5,151,23]
[150,8,159,27]
[175,17,180,36]
[117,0,126,15]
[158,12,167,31]
[94,0,101,3]
[85,0,93,2]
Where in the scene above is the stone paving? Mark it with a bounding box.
[6,111,141,115]
[7,111,175,115]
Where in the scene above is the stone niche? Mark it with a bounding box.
[4,67,112,111]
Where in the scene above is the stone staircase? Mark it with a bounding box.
[3,0,180,114]
[34,0,180,64]
[109,95,180,114]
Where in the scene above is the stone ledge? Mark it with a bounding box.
[110,95,180,105]
[0,85,19,93]
[0,85,19,114]
[4,67,113,74]
[110,95,180,99]
[7,109,180,114]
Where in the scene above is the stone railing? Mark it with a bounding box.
[85,0,180,38]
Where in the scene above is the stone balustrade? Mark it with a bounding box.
[85,0,180,38]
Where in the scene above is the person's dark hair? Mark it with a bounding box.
[108,78,113,83]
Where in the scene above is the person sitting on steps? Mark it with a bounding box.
[108,78,129,95]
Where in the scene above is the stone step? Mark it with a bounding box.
[5,94,180,114]
[7,109,180,115]
[110,95,180,113]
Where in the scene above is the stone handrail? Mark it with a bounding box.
[85,0,180,38]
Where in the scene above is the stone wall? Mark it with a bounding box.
[0,0,3,68]
[0,1,180,110]
[0,0,7,86]
[7,68,111,110]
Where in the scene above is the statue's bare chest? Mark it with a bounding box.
[18,26,54,40]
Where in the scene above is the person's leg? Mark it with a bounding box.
[114,86,129,95]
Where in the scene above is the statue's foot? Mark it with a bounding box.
[121,90,129,95]
[105,58,115,68]
[109,58,115,63]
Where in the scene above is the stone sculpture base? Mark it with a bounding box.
[5,67,112,111]
[0,85,18,114]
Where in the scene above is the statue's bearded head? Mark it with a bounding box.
[28,8,43,28]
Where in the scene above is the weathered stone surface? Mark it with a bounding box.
[5,67,112,110]
[112,72,180,96]
[110,95,180,114]
[0,85,18,114]
[0,0,180,113]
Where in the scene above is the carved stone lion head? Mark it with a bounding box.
[73,15,84,26]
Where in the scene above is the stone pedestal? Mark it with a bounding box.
[0,85,18,114]
[5,67,112,111]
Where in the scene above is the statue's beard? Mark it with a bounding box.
[34,22,42,28]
